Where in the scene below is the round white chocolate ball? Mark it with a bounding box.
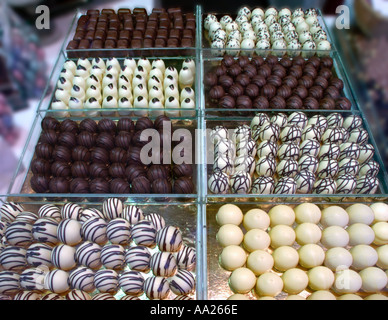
[370,203,388,222]
[372,222,388,244]
[247,250,274,275]
[359,267,388,292]
[268,205,295,227]
[376,245,388,269]
[324,247,353,271]
[227,294,250,300]
[320,206,349,228]
[333,269,362,294]
[219,245,247,271]
[255,272,283,297]
[320,226,349,248]
[217,224,244,247]
[229,267,257,294]
[307,266,335,291]
[298,244,325,268]
[350,245,378,270]
[294,203,321,224]
[243,229,271,252]
[347,223,375,246]
[243,209,270,231]
[282,268,308,294]
[272,246,299,271]
[364,294,388,300]
[286,294,306,300]
[269,225,296,249]
[337,294,363,300]
[346,204,375,225]
[295,223,322,245]
[307,290,336,300]
[216,204,243,226]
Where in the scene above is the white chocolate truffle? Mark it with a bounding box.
[350,245,378,270]
[216,204,243,226]
[295,223,322,245]
[150,252,177,277]
[370,202,388,222]
[69,267,95,293]
[57,219,82,246]
[243,229,271,252]
[347,223,375,246]
[229,267,256,294]
[80,208,104,223]
[151,58,166,74]
[243,209,270,231]
[307,266,335,291]
[269,225,296,249]
[373,222,388,245]
[169,269,195,296]
[51,244,76,271]
[320,206,349,228]
[176,245,196,271]
[272,246,299,271]
[298,244,325,268]
[346,204,375,225]
[219,245,247,271]
[106,219,131,245]
[125,246,151,273]
[294,203,321,224]
[307,290,336,300]
[286,295,306,300]
[337,294,363,300]
[321,226,349,248]
[217,224,244,247]
[246,250,274,275]
[156,226,183,253]
[164,96,180,117]
[55,88,70,103]
[255,272,283,297]
[82,217,107,245]
[268,205,295,227]
[133,96,149,117]
[5,221,33,247]
[180,87,195,103]
[208,171,229,194]
[0,246,27,271]
[324,247,353,271]
[364,294,388,300]
[32,218,58,246]
[19,268,46,292]
[119,270,144,296]
[282,268,308,294]
[178,67,194,89]
[26,243,53,268]
[230,171,252,194]
[131,220,157,247]
[273,176,297,195]
[333,269,362,294]
[100,244,125,270]
[376,245,388,269]
[299,139,320,157]
[227,294,250,300]
[93,269,119,294]
[359,267,388,292]
[76,241,102,269]
[45,269,69,294]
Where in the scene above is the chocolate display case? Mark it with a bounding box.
[1,5,388,300]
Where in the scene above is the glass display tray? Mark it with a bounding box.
[205,201,388,300]
[0,199,203,300]
[4,112,200,203]
[200,8,336,57]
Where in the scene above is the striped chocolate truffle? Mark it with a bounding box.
[81,217,108,245]
[20,267,46,291]
[65,289,91,300]
[44,269,69,294]
[5,221,33,247]
[102,198,123,221]
[32,218,59,246]
[91,293,116,300]
[76,241,102,270]
[144,213,166,231]
[144,276,170,300]
[0,246,27,271]
[79,208,104,223]
[124,245,151,273]
[57,219,82,246]
[100,244,125,270]
[0,202,24,222]
[41,293,64,300]
[38,204,61,222]
[15,211,38,224]
[106,218,131,245]
[118,270,145,296]
[60,203,83,220]
[51,244,77,271]
[13,291,41,300]
[94,269,119,293]
[156,226,183,252]
[131,220,157,247]
[68,267,95,293]
[122,205,144,225]
[26,243,53,268]
[169,269,195,295]
[0,271,20,295]
[150,252,177,277]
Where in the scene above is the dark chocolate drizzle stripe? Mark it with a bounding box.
[100,245,125,269]
[122,206,144,225]
[119,271,144,295]
[170,270,195,295]
[26,244,52,267]
[124,246,151,272]
[156,226,183,252]
[150,252,177,277]
[81,217,107,244]
[69,267,95,291]
[106,219,131,244]
[5,221,33,246]
[144,276,169,300]
[131,220,157,247]
[176,246,196,270]
[0,247,27,271]
[76,242,101,268]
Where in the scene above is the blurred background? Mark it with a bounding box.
[0,0,387,194]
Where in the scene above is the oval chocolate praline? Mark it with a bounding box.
[151,178,172,194]
[209,85,225,101]
[110,147,128,163]
[70,178,90,193]
[71,161,89,178]
[227,64,242,78]
[306,56,321,69]
[132,130,153,148]
[272,65,287,79]
[41,117,60,131]
[72,145,91,162]
[286,95,303,109]
[314,76,329,89]
[251,75,266,88]
[96,132,115,150]
[330,78,344,92]
[135,117,154,132]
[49,177,70,193]
[321,56,334,69]
[53,145,72,163]
[279,57,292,68]
[282,76,298,89]
[335,97,351,110]
[261,84,276,100]
[172,164,193,178]
[35,143,54,160]
[253,96,269,109]
[110,178,131,194]
[218,75,234,90]
[293,85,309,99]
[60,119,79,134]
[204,72,218,87]
[228,83,244,98]
[319,97,335,110]
[267,75,282,88]
[173,177,194,194]
[215,65,227,77]
[277,85,292,99]
[117,118,135,132]
[245,84,260,99]
[89,162,109,179]
[319,68,332,80]
[219,95,236,109]
[77,131,96,149]
[324,86,340,100]
[51,161,71,177]
[303,66,317,79]
[298,75,314,89]
[308,86,324,100]
[236,95,252,109]
[39,130,58,145]
[147,164,168,181]
[109,163,126,178]
[270,96,286,109]
[235,74,251,87]
[98,118,116,134]
[90,177,110,193]
[91,147,110,164]
[79,118,98,133]
[30,174,50,193]
[303,97,319,110]
[242,64,257,78]
[31,158,51,175]
[115,131,132,149]
[292,56,306,67]
[125,164,147,183]
[266,55,278,66]
[131,176,151,194]
[257,65,271,78]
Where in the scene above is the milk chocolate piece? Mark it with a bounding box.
[157,29,168,40]
[92,40,104,49]
[131,39,142,48]
[78,40,90,49]
[143,38,154,47]
[95,30,106,41]
[155,38,166,47]
[85,30,95,41]
[74,31,85,41]
[181,38,193,47]
[124,20,134,31]
[167,38,179,47]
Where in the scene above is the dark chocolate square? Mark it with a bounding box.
[174,20,184,30]
[91,39,103,49]
[109,21,120,30]
[186,20,195,30]
[155,38,166,47]
[78,39,91,49]
[119,30,130,40]
[132,30,143,39]
[143,38,154,48]
[135,21,145,32]
[159,13,169,21]
[106,30,118,40]
[117,39,129,48]
[148,12,158,21]
[118,8,131,16]
[185,13,195,22]
[130,39,142,48]
[104,39,116,48]
[86,22,97,31]
[96,22,107,31]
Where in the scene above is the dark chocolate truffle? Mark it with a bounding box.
[215,65,227,77]
[238,55,250,68]
[303,66,317,79]
[90,178,110,193]
[242,64,257,78]
[228,84,244,98]
[319,68,332,80]
[270,96,286,109]
[253,96,269,109]
[40,130,58,145]
[41,117,59,131]
[70,178,90,193]
[306,56,321,69]
[77,131,96,149]
[96,132,115,150]
[117,118,135,132]
[319,97,335,110]
[286,95,303,109]
[204,72,218,87]
[288,65,303,79]
[321,57,334,69]
[282,76,298,89]
[151,178,172,194]
[109,162,126,178]
[277,85,292,99]
[272,65,287,79]
[251,75,267,88]
[173,177,194,194]
[235,74,251,87]
[110,147,128,163]
[304,97,319,110]
[236,95,252,109]
[131,176,151,194]
[57,132,77,150]
[53,146,72,163]
[30,174,50,193]
[292,56,305,67]
[79,118,98,133]
[267,75,282,87]
[261,84,277,100]
[154,115,172,131]
[98,118,116,134]
[324,86,340,100]
[298,75,314,89]
[49,177,70,193]
[115,131,132,149]
[136,117,154,131]
[335,97,351,110]
[279,57,292,68]
[219,95,236,109]
[125,164,147,183]
[227,64,242,77]
[251,56,265,68]
[91,147,110,164]
[71,161,89,178]
[132,130,153,148]
[330,78,344,91]
[293,85,309,99]
[60,119,79,134]
[172,163,193,178]
[127,147,143,165]
[218,75,234,90]
[147,165,168,181]
[110,178,131,194]
[314,76,329,89]
[308,86,324,100]
[89,162,109,179]
[266,55,278,65]
[35,143,54,160]
[257,65,271,78]
[245,84,260,98]
[31,158,51,175]
[209,85,225,101]
[51,161,71,177]
[222,55,235,67]
[72,146,91,162]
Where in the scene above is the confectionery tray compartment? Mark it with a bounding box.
[202,51,359,115]
[37,53,200,119]
[0,199,202,300]
[203,110,388,203]
[64,6,201,59]
[4,112,200,202]
[200,8,335,57]
[205,201,388,300]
